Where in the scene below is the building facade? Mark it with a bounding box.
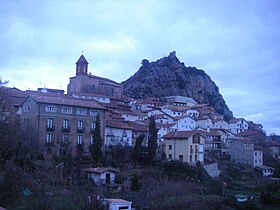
[21,94,105,157]
[163,131,205,165]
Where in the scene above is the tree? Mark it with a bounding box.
[133,134,145,166]
[89,115,103,162]
[148,115,158,161]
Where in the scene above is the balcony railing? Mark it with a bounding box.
[76,141,84,147]
[46,125,55,131]
[77,127,85,133]
[91,128,95,134]
[62,126,70,132]
[45,140,54,147]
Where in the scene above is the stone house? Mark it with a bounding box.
[21,94,105,157]
[163,131,205,165]
[229,138,263,167]
[84,167,119,185]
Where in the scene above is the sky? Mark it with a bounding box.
[1,0,280,135]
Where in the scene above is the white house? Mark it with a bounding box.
[121,111,147,122]
[103,198,132,210]
[84,167,119,185]
[184,109,199,118]
[196,116,214,131]
[228,118,248,134]
[172,115,196,131]
[154,113,174,124]
[105,121,133,146]
[161,106,187,117]
[213,119,229,130]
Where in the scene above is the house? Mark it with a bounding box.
[105,120,133,146]
[236,130,266,144]
[213,119,229,130]
[84,167,119,185]
[166,95,197,107]
[103,198,132,210]
[163,131,205,165]
[229,138,263,167]
[127,121,148,146]
[203,130,223,157]
[196,116,214,131]
[228,118,248,134]
[154,113,173,124]
[255,165,274,176]
[172,115,196,131]
[20,94,106,157]
[121,111,147,122]
[191,104,215,118]
[157,123,176,145]
[263,141,280,158]
[161,106,188,117]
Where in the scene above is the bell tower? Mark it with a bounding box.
[76,54,89,76]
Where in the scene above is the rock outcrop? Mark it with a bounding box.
[122,51,233,121]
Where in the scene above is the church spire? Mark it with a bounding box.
[76,54,89,76]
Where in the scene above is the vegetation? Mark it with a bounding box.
[89,114,103,162]
[147,115,158,161]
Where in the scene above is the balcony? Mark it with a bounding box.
[107,131,114,136]
[62,126,70,133]
[45,140,54,147]
[77,127,85,133]
[76,141,84,148]
[46,125,55,131]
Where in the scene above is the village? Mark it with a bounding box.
[1,54,280,209]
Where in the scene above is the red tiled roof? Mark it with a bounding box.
[236,130,264,137]
[106,120,134,130]
[228,118,246,123]
[29,95,105,109]
[163,130,204,139]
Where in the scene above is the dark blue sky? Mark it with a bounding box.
[1,0,280,134]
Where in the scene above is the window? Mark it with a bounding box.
[62,107,72,114]
[168,154,172,159]
[47,118,53,128]
[63,119,69,129]
[45,105,57,112]
[169,145,172,150]
[179,155,183,162]
[77,109,86,115]
[77,135,83,145]
[255,151,257,156]
[195,155,197,162]
[78,120,84,129]
[46,133,53,143]
[90,110,98,116]
[90,135,94,144]
[189,155,192,162]
[62,134,68,142]
[91,121,96,130]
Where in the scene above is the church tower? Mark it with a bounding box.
[76,54,89,76]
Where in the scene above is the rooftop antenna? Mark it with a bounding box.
[81,50,84,55]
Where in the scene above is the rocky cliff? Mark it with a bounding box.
[122,51,233,121]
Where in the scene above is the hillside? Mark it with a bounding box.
[122,51,233,120]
